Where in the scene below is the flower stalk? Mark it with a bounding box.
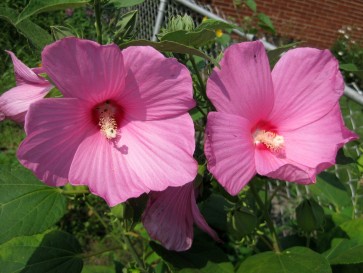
[94,0,103,44]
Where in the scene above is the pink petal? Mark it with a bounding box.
[142,184,195,251]
[280,104,358,176]
[69,114,197,206]
[270,48,344,131]
[207,41,274,125]
[17,98,93,186]
[42,37,125,103]
[6,51,46,85]
[205,112,256,195]
[119,113,198,191]
[120,46,195,121]
[0,84,52,123]
[68,133,146,206]
[255,149,314,184]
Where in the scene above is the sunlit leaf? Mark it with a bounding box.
[257,13,275,34]
[267,42,300,68]
[18,0,89,22]
[245,0,257,12]
[0,231,83,273]
[340,219,363,244]
[160,29,216,47]
[119,39,219,67]
[0,166,67,244]
[108,0,145,8]
[324,238,363,265]
[237,247,332,273]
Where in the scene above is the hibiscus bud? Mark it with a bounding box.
[295,198,325,233]
[167,14,195,32]
[228,208,258,239]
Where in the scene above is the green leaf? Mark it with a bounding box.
[257,13,275,34]
[245,0,257,12]
[336,148,355,165]
[237,247,332,273]
[18,0,89,22]
[113,10,138,42]
[0,231,83,273]
[195,19,236,32]
[309,172,351,210]
[150,240,234,273]
[160,29,216,48]
[324,238,363,265]
[82,265,115,273]
[0,166,67,244]
[0,6,52,49]
[119,39,219,67]
[108,0,145,8]
[50,25,76,40]
[340,63,360,71]
[340,219,363,244]
[267,42,300,68]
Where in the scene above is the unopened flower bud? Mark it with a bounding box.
[295,198,325,233]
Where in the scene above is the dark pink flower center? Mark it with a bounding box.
[251,121,285,153]
[93,100,122,140]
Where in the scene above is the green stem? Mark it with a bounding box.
[122,233,145,271]
[94,0,103,44]
[82,246,122,259]
[250,183,281,253]
[188,55,208,101]
[196,104,208,119]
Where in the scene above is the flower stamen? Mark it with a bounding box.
[253,129,284,152]
[97,102,118,139]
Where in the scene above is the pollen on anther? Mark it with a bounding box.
[253,129,284,152]
[97,102,118,140]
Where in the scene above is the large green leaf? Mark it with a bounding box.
[18,0,89,22]
[309,172,351,210]
[195,19,236,32]
[0,166,67,244]
[0,231,83,273]
[0,6,52,49]
[160,29,216,48]
[119,39,219,67]
[150,240,234,273]
[237,247,332,273]
[340,219,363,244]
[324,238,363,265]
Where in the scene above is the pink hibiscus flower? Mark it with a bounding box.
[0,51,52,123]
[205,41,358,195]
[17,37,197,206]
[142,182,220,251]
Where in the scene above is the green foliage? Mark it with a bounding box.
[0,231,83,273]
[151,240,234,273]
[237,247,332,273]
[324,238,363,265]
[0,166,67,244]
[113,10,138,43]
[17,0,89,22]
[267,42,300,68]
[107,0,145,8]
[296,198,325,233]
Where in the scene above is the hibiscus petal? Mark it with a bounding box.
[119,113,198,191]
[280,104,358,175]
[69,113,197,205]
[42,37,125,103]
[0,84,52,123]
[142,184,195,251]
[68,133,146,206]
[255,148,315,184]
[17,98,93,186]
[207,41,274,125]
[205,112,256,195]
[6,51,46,85]
[120,46,195,121]
[270,48,344,131]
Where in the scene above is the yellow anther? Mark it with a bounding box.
[253,129,284,152]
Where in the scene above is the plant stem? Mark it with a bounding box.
[188,55,208,101]
[94,0,103,44]
[122,233,145,271]
[250,183,282,253]
[82,246,123,259]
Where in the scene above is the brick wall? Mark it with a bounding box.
[208,0,363,49]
